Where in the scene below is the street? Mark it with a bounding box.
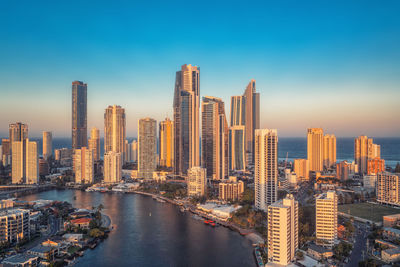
[345,222,370,267]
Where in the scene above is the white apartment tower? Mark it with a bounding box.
[73,147,94,184]
[316,191,338,247]
[138,118,157,179]
[103,151,122,183]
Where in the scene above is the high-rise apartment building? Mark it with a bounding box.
[103,151,122,183]
[73,147,94,184]
[367,158,385,175]
[228,126,246,171]
[243,80,260,164]
[316,191,338,247]
[218,176,244,201]
[88,127,100,161]
[104,105,126,162]
[307,128,324,172]
[293,159,309,182]
[201,96,228,180]
[354,135,380,174]
[173,64,200,176]
[42,131,52,160]
[9,122,28,148]
[159,118,174,168]
[376,172,399,206]
[267,194,298,266]
[254,129,278,211]
[12,139,38,184]
[72,81,87,149]
[1,139,10,166]
[187,166,207,197]
[138,118,157,179]
[131,140,138,162]
[323,134,336,169]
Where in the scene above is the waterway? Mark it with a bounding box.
[20,190,255,267]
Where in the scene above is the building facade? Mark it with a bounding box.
[367,158,385,175]
[376,172,399,206]
[293,159,309,182]
[187,167,207,197]
[254,129,278,211]
[104,105,126,163]
[316,191,338,247]
[267,194,298,265]
[42,131,52,160]
[307,128,324,172]
[218,176,244,201]
[159,118,174,168]
[73,147,94,184]
[354,135,381,174]
[12,139,38,184]
[173,64,200,176]
[9,122,28,148]
[72,81,87,149]
[323,134,336,169]
[228,126,246,171]
[88,127,100,161]
[138,118,157,179]
[0,209,30,244]
[103,151,122,183]
[201,96,228,180]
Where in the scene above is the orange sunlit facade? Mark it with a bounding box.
[367,157,385,175]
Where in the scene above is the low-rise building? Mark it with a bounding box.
[383,214,400,227]
[2,254,39,267]
[68,218,92,230]
[187,167,207,197]
[28,244,56,261]
[382,248,400,263]
[307,243,333,260]
[0,199,14,209]
[363,175,377,190]
[218,176,244,201]
[383,227,400,241]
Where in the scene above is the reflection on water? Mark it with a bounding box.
[20,190,255,267]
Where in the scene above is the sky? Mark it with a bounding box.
[0,0,399,138]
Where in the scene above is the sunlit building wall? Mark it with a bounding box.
[307,128,324,172]
[42,131,52,160]
[103,151,122,183]
[104,105,126,162]
[323,134,336,169]
[12,139,38,184]
[138,118,157,179]
[74,147,94,184]
[88,127,100,161]
[159,118,174,168]
[376,172,399,206]
[354,135,380,174]
[187,166,207,197]
[293,159,309,182]
[316,191,337,247]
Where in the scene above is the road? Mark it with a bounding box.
[345,222,370,267]
[23,215,60,251]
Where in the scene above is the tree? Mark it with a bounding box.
[89,228,105,238]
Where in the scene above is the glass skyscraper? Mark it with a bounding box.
[72,81,87,149]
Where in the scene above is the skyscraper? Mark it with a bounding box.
[267,194,298,265]
[354,135,381,174]
[201,96,228,180]
[12,139,38,184]
[376,172,399,206]
[230,95,246,127]
[1,139,11,166]
[307,128,324,172]
[88,127,100,161]
[173,64,200,176]
[228,126,246,171]
[254,129,278,211]
[72,81,87,149]
[131,140,138,162]
[316,191,338,247]
[104,105,126,162]
[103,151,122,183]
[9,122,28,148]
[42,131,52,160]
[159,118,174,168]
[187,166,207,197]
[323,134,336,169]
[243,80,260,164]
[138,118,157,179]
[73,147,94,184]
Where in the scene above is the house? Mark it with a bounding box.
[69,217,92,229]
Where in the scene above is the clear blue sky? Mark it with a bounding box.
[0,0,399,138]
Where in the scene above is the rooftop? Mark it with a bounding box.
[29,244,54,254]
[383,248,400,256]
[71,218,92,224]
[0,208,29,217]
[2,254,38,264]
[383,227,400,235]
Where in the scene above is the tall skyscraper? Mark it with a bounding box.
[230,95,246,127]
[376,172,399,206]
[228,126,246,171]
[42,131,52,160]
[293,159,309,182]
[316,191,338,247]
[187,166,207,197]
[159,118,174,168]
[73,147,94,184]
[131,140,138,162]
[104,105,126,162]
[138,118,157,179]
[307,128,324,172]
[173,64,200,176]
[254,129,278,211]
[243,80,260,164]
[9,122,28,148]
[323,134,336,169]
[201,96,228,180]
[12,139,38,184]
[72,81,87,149]
[88,127,100,161]
[267,194,298,265]
[354,135,381,174]
[103,151,122,183]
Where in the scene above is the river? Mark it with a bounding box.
[20,189,255,267]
